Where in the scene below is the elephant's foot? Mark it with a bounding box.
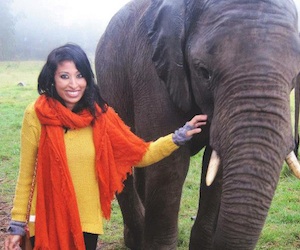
[124,224,143,250]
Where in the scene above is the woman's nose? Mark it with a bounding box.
[69,77,77,87]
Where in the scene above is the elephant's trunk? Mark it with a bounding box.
[209,74,294,249]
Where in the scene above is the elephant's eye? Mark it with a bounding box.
[199,67,211,80]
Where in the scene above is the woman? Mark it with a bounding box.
[5,43,207,250]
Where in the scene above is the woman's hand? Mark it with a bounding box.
[4,235,22,250]
[185,114,207,137]
[172,114,207,146]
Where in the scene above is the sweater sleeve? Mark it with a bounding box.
[136,134,179,167]
[11,102,40,222]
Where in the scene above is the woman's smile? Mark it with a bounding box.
[65,90,81,98]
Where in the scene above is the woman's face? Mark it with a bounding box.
[54,60,87,110]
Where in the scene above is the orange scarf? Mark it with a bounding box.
[34,95,150,249]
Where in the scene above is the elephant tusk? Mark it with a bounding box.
[206,150,220,186]
[285,151,300,179]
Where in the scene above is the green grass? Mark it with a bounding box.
[0,61,41,198]
[1,61,300,249]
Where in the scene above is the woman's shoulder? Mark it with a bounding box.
[24,101,37,116]
[105,106,124,122]
[103,106,133,132]
[23,100,40,125]
[25,101,36,112]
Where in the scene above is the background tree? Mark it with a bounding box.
[0,0,15,60]
[11,0,116,60]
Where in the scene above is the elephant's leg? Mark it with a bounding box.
[189,147,222,250]
[116,175,145,250]
[142,147,190,249]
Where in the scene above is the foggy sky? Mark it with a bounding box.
[11,0,300,33]
[11,0,130,28]
[8,0,300,60]
[294,0,300,28]
[9,0,131,59]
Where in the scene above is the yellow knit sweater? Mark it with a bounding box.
[11,102,179,236]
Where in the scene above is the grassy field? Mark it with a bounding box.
[0,61,300,249]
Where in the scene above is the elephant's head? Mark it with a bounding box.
[146,0,300,248]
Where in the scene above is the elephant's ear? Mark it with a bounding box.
[145,0,192,112]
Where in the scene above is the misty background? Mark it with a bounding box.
[1,0,300,61]
[0,0,130,60]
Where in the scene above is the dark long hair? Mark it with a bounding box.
[38,43,107,116]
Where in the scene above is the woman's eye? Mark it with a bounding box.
[60,74,69,79]
[77,73,83,78]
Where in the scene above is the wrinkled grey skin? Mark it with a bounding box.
[95,0,300,249]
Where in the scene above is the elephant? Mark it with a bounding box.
[95,0,300,249]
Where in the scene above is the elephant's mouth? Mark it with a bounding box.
[206,150,300,186]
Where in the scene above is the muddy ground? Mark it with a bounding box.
[0,199,11,249]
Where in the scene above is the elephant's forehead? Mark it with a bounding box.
[196,0,297,33]
[188,5,299,62]
[203,0,297,17]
